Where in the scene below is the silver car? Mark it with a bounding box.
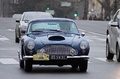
[106,9,120,62]
[15,11,53,43]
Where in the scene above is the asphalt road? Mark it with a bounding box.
[0,18,120,79]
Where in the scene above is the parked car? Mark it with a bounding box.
[18,18,90,72]
[15,11,53,43]
[106,9,120,62]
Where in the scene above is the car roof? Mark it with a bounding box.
[21,11,53,20]
[29,18,75,23]
[22,11,50,14]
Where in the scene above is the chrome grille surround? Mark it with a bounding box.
[41,45,77,55]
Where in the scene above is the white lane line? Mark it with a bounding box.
[95,58,107,62]
[8,29,14,32]
[0,35,9,41]
[0,58,19,64]
[84,36,105,42]
[97,38,106,41]
[0,56,18,58]
[78,29,106,37]
[85,39,94,42]
[0,48,18,50]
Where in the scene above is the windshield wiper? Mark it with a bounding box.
[48,29,79,35]
[49,29,64,32]
[32,30,44,32]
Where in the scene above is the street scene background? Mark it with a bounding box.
[0,0,120,20]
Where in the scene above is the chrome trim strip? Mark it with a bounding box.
[23,56,33,59]
[67,56,89,59]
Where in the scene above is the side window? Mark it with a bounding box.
[117,11,120,19]
[113,10,120,22]
[113,11,119,22]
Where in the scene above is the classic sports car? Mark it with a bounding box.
[18,18,90,72]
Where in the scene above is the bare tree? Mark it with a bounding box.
[97,0,114,20]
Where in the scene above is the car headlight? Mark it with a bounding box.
[20,25,27,31]
[27,41,35,50]
[70,48,78,56]
[80,41,88,50]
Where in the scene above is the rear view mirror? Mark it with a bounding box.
[110,22,118,27]
[21,30,26,34]
[16,19,20,23]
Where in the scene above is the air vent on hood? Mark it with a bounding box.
[49,36,65,41]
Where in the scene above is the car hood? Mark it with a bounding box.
[29,33,81,45]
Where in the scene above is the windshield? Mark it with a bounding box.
[28,21,79,34]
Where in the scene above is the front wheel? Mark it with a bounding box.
[24,60,32,72]
[19,59,24,69]
[106,41,114,60]
[15,31,19,43]
[79,60,88,72]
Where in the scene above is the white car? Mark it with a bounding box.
[15,11,53,43]
[106,9,120,62]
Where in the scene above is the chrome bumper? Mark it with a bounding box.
[23,55,89,59]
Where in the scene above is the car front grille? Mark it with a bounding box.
[42,45,73,55]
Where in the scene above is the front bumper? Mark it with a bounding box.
[23,55,89,65]
[23,55,89,60]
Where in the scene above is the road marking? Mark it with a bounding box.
[95,58,107,62]
[0,58,19,64]
[97,38,106,41]
[0,56,18,58]
[8,29,14,32]
[0,35,9,41]
[0,48,18,50]
[85,39,93,42]
[78,29,106,37]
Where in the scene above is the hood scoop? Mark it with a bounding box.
[49,36,65,41]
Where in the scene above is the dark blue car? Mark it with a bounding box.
[18,18,90,72]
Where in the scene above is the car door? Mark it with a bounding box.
[110,10,120,53]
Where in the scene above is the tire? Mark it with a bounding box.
[79,60,88,72]
[106,41,114,60]
[19,59,24,69]
[72,64,78,69]
[116,45,120,62]
[15,35,19,43]
[71,64,78,72]
[24,60,32,72]
[15,31,19,43]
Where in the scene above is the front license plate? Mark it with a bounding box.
[50,55,67,60]
[33,52,49,61]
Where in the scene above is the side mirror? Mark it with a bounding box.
[16,19,20,23]
[110,22,118,27]
[21,30,26,34]
[81,32,85,37]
